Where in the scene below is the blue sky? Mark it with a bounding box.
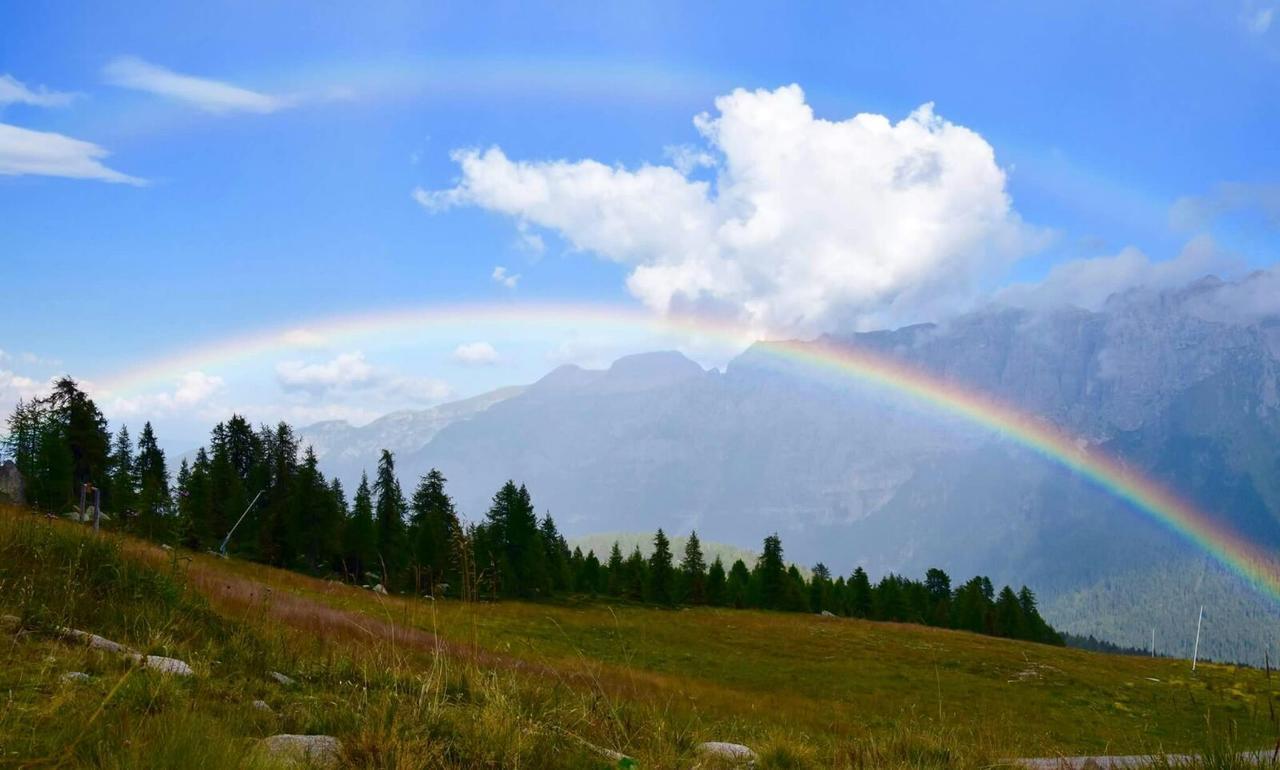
[2,1,1278,449]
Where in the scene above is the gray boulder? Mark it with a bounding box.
[60,671,92,684]
[0,461,23,505]
[697,741,757,766]
[128,654,194,677]
[257,734,342,768]
[270,671,296,687]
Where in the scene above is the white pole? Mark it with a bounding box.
[1191,605,1204,671]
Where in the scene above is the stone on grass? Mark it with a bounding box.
[819,610,836,617]
[258,734,341,769]
[251,699,273,713]
[270,671,297,687]
[61,671,92,684]
[128,654,194,676]
[60,627,135,655]
[372,583,388,595]
[697,741,758,765]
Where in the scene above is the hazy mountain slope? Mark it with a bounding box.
[297,385,524,486]
[310,274,1280,662]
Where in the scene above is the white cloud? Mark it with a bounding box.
[419,85,1034,335]
[1171,182,1280,230]
[107,371,225,417]
[1245,6,1274,34]
[995,236,1232,311]
[0,122,144,184]
[103,56,288,114]
[0,74,76,108]
[276,352,376,394]
[0,369,46,411]
[663,143,716,175]
[491,265,520,288]
[453,341,499,366]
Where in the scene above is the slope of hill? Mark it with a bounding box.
[1,504,1277,768]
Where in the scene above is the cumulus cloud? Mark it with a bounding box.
[0,369,46,411]
[0,122,144,184]
[418,85,1034,335]
[995,236,1234,311]
[491,265,520,288]
[1171,182,1280,230]
[104,56,288,114]
[107,371,225,417]
[453,341,499,366]
[276,352,376,394]
[0,74,76,108]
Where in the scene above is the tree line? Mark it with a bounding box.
[3,377,1061,645]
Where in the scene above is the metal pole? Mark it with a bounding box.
[218,489,264,557]
[1192,605,1204,671]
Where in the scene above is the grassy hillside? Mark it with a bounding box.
[2,503,1277,769]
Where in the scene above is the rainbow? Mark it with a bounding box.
[96,302,1280,601]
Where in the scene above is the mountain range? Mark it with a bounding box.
[299,272,1280,663]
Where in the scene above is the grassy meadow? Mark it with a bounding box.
[2,502,1278,768]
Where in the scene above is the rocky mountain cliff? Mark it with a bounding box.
[301,272,1280,662]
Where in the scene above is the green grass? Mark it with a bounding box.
[2,504,1278,768]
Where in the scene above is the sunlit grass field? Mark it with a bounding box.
[2,503,1277,768]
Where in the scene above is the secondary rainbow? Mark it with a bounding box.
[96,302,1280,601]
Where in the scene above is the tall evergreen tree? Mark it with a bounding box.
[706,556,727,606]
[726,559,751,608]
[756,533,787,610]
[345,472,376,583]
[647,529,675,605]
[624,546,647,601]
[678,531,707,604]
[540,514,573,592]
[134,421,170,539]
[372,449,409,588]
[605,542,625,597]
[108,425,135,516]
[408,468,460,594]
[848,567,873,618]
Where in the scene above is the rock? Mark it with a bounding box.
[60,627,135,655]
[0,460,24,505]
[160,544,173,551]
[697,742,757,765]
[61,671,91,684]
[270,671,297,687]
[257,734,342,768]
[251,699,273,713]
[128,654,194,676]
[372,583,387,595]
[819,610,836,617]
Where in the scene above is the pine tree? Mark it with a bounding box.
[580,550,602,595]
[605,542,625,597]
[540,514,572,591]
[678,531,707,604]
[994,585,1024,638]
[345,472,376,584]
[134,422,170,539]
[624,546,648,601]
[108,425,135,516]
[408,468,460,595]
[809,563,832,613]
[726,559,751,608]
[706,556,727,606]
[372,449,409,588]
[756,534,787,610]
[848,567,873,618]
[481,481,547,598]
[647,529,675,605]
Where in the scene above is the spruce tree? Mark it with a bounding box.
[678,531,707,604]
[408,468,460,594]
[372,449,409,588]
[848,567,873,618]
[994,585,1024,638]
[108,425,135,516]
[134,422,170,539]
[624,546,647,601]
[647,529,675,605]
[346,472,376,584]
[605,542,625,597]
[726,559,751,608]
[706,556,727,606]
[756,534,787,610]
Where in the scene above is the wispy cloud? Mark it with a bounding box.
[0,122,144,184]
[491,265,520,288]
[1244,6,1274,34]
[0,74,77,108]
[103,56,288,114]
[453,342,500,366]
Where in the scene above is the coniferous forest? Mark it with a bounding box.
[2,377,1062,645]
